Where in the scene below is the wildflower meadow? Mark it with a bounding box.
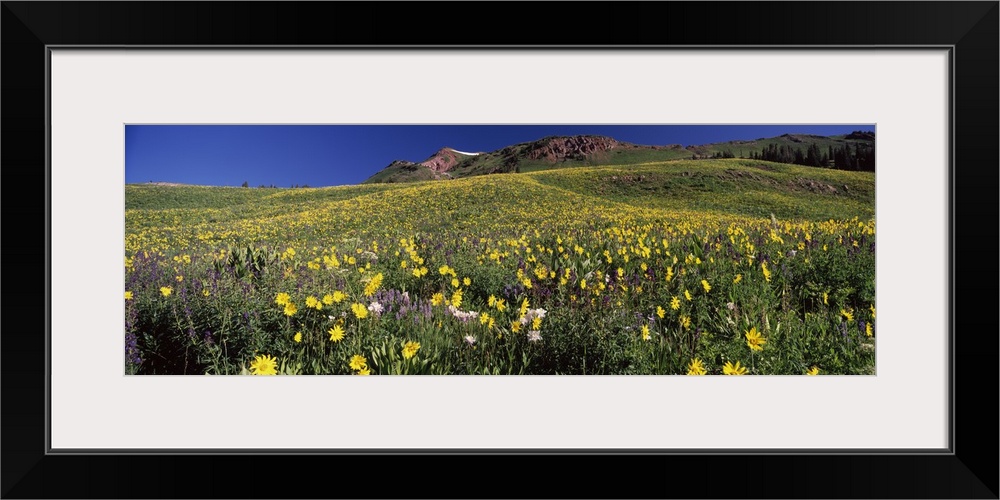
[125,158,875,375]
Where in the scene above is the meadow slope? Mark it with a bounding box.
[125,159,876,376]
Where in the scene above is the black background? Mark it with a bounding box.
[2,2,997,498]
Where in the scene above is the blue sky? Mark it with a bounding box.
[125,125,872,187]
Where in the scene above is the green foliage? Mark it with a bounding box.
[125,159,876,375]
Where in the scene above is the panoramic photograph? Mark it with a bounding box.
[124,125,876,375]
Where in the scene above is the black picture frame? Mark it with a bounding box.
[3,2,996,498]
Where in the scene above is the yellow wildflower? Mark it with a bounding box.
[745,327,765,351]
[687,358,707,375]
[402,341,421,359]
[723,361,747,375]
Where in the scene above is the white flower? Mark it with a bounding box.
[367,301,383,314]
[464,335,476,346]
[446,305,478,322]
[527,331,542,342]
[520,308,548,325]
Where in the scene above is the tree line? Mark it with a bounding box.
[709,141,875,172]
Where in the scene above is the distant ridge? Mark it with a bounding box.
[363,131,875,184]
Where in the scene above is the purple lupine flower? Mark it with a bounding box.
[125,332,142,367]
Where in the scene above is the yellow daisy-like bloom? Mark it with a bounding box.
[511,320,522,333]
[866,322,873,337]
[806,366,820,375]
[249,354,278,375]
[580,279,587,290]
[680,315,692,329]
[451,278,460,288]
[349,355,367,371]
[450,289,463,309]
[733,274,742,284]
[275,292,291,306]
[431,292,444,307]
[723,360,747,375]
[402,341,421,359]
[283,302,298,316]
[125,291,133,300]
[870,304,875,319]
[463,277,471,286]
[350,303,368,319]
[656,306,666,319]
[305,296,321,310]
[520,298,530,317]
[203,289,210,297]
[495,299,507,312]
[160,286,173,297]
[762,261,772,283]
[356,367,371,375]
[293,332,302,343]
[686,358,707,375]
[641,324,651,341]
[841,309,854,322]
[745,327,766,351]
[322,294,335,305]
[701,280,711,293]
[331,290,346,303]
[684,290,692,301]
[822,292,829,305]
[364,273,384,297]
[328,325,345,342]
[488,295,497,307]
[532,316,542,330]
[670,296,681,310]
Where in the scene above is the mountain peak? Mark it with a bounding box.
[364,132,874,184]
[420,147,472,173]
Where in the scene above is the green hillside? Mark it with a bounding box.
[126,159,873,251]
[125,158,876,376]
[362,133,875,184]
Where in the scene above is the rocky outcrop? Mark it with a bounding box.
[420,148,463,173]
[525,136,625,162]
